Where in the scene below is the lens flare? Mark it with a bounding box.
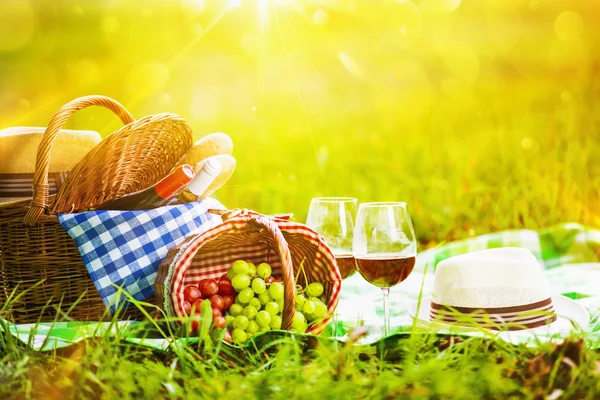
[338,52,363,79]
[228,0,242,9]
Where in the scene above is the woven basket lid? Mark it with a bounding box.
[20,95,193,224]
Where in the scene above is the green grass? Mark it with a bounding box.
[1,318,599,399]
[1,288,599,399]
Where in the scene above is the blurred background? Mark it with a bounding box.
[1,0,599,247]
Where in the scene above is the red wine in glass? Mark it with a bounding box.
[335,253,357,280]
[355,254,415,288]
[306,197,359,338]
[352,202,417,337]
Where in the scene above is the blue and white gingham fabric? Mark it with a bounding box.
[58,198,224,311]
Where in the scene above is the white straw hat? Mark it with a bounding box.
[410,248,589,336]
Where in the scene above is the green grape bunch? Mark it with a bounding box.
[221,259,329,344]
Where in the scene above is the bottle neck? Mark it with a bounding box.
[154,165,195,199]
[186,159,222,197]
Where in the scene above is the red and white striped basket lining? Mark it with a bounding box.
[170,215,341,334]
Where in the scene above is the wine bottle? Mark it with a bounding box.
[96,165,195,210]
[167,158,222,205]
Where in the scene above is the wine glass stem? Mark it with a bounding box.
[382,288,391,337]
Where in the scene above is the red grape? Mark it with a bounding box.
[218,280,235,295]
[192,299,203,315]
[265,276,275,284]
[212,307,222,319]
[222,295,235,310]
[223,331,232,343]
[190,318,200,332]
[183,285,202,303]
[220,273,230,283]
[182,301,192,315]
[198,279,219,297]
[210,295,225,310]
[214,316,227,329]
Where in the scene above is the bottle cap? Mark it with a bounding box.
[200,158,222,177]
[155,164,195,199]
[187,158,222,196]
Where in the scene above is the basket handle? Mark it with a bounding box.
[209,208,293,222]
[24,95,135,226]
[248,215,297,331]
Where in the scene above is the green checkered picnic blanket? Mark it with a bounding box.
[2,223,600,352]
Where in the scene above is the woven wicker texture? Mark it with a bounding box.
[156,209,342,335]
[0,95,193,324]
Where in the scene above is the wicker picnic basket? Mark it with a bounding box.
[155,209,342,334]
[0,95,193,324]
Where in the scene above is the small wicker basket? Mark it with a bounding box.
[0,95,193,323]
[155,209,342,334]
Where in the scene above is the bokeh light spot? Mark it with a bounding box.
[313,10,329,27]
[555,11,584,41]
[421,0,461,14]
[0,0,36,53]
[395,0,422,42]
[521,137,533,149]
[561,91,572,103]
[338,52,363,79]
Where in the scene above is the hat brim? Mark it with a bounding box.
[408,294,589,344]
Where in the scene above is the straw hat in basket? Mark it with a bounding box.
[156,209,342,334]
[410,248,589,335]
[0,127,101,204]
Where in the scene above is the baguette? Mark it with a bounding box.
[175,132,233,168]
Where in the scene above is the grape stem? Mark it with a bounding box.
[294,258,308,288]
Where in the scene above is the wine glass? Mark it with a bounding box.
[352,202,417,337]
[306,197,359,337]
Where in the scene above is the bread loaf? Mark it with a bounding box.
[175,132,233,168]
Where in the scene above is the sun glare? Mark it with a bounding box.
[257,0,270,32]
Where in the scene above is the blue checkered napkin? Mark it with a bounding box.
[58,199,224,311]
